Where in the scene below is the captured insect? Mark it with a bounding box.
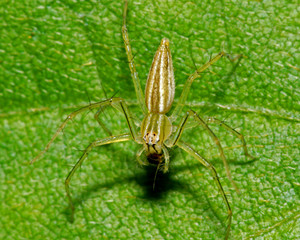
[31,0,254,239]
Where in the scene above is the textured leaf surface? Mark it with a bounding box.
[1,0,299,239]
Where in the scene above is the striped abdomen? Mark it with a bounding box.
[145,38,175,114]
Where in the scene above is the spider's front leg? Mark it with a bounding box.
[122,0,147,114]
[166,110,239,192]
[31,97,139,164]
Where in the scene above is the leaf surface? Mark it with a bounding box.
[1,0,299,239]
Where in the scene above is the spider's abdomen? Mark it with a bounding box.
[145,38,175,114]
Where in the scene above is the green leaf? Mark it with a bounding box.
[1,0,299,239]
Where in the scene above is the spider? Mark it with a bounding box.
[31,0,254,239]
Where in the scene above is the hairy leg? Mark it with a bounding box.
[122,0,147,114]
[94,107,113,136]
[207,117,255,159]
[31,97,138,163]
[65,133,131,221]
[170,52,225,121]
[177,140,232,240]
[166,110,239,193]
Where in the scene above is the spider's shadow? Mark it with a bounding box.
[134,165,178,200]
[66,164,180,207]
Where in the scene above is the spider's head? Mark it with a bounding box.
[141,113,172,157]
[143,131,162,155]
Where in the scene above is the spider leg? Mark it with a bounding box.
[176,140,232,240]
[136,147,148,166]
[162,145,170,173]
[122,0,147,114]
[94,107,112,136]
[207,117,255,160]
[166,110,239,193]
[170,52,225,121]
[31,97,139,163]
[65,133,131,222]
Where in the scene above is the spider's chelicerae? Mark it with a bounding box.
[32,1,254,239]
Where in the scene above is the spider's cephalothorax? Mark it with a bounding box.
[141,112,172,164]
